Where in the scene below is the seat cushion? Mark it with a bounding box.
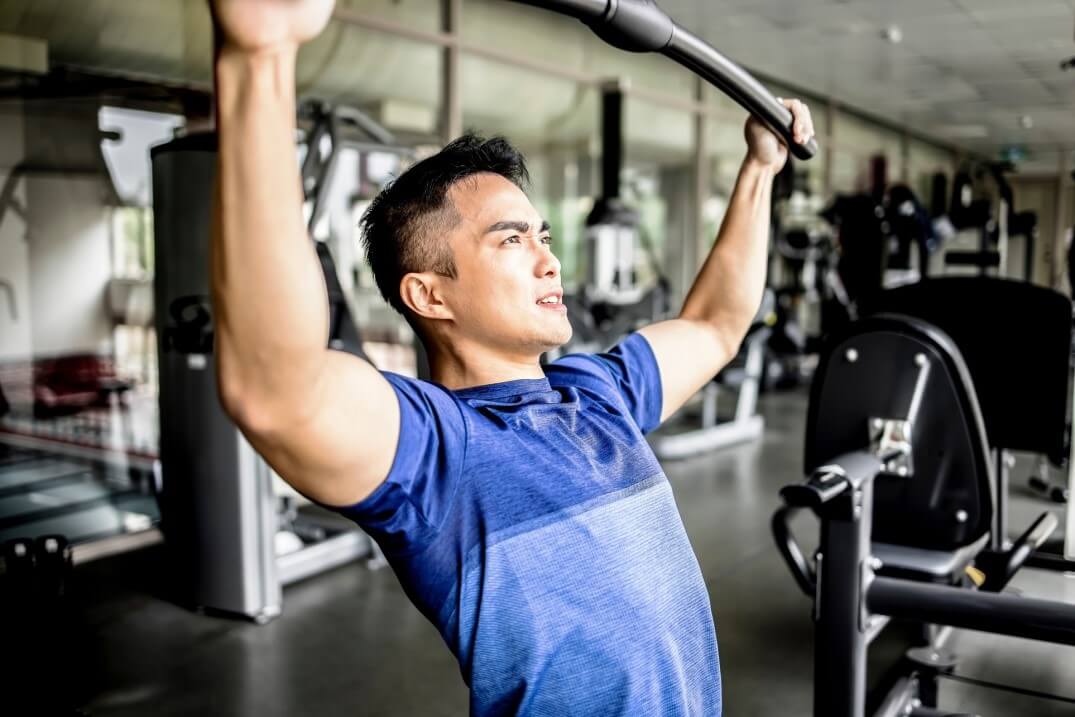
[872,533,990,582]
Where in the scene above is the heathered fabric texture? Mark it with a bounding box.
[337,333,721,716]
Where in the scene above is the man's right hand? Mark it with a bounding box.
[210,0,335,53]
[210,0,401,508]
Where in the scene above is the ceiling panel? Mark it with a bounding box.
[0,0,1071,171]
[977,79,1057,105]
[690,0,1075,169]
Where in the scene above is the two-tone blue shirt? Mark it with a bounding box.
[338,333,721,716]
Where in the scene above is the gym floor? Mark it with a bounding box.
[32,391,1075,716]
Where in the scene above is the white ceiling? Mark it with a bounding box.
[0,0,1073,174]
[661,0,1075,172]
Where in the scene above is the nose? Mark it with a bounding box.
[535,243,561,279]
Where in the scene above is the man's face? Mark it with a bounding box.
[437,172,572,355]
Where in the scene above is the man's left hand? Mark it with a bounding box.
[744,98,814,171]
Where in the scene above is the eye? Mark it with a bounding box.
[502,235,521,245]
[540,235,553,245]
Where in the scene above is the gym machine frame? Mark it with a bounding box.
[780,454,1075,717]
[864,277,1075,565]
[773,315,1075,717]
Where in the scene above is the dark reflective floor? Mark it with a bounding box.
[8,390,1075,716]
[0,444,157,545]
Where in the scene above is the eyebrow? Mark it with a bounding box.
[483,220,551,235]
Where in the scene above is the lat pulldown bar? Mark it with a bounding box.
[506,0,819,161]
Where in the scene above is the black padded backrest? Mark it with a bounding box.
[866,277,1071,464]
[805,315,993,550]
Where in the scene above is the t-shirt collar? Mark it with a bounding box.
[452,377,552,401]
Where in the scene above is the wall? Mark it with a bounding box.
[11,101,114,360]
[1010,178,1075,291]
[25,175,113,356]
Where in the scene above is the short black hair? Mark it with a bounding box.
[360,133,530,317]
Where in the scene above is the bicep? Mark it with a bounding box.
[243,350,400,508]
[637,319,737,424]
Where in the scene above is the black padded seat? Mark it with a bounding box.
[872,533,990,583]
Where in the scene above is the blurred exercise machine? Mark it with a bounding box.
[940,162,1038,282]
[152,103,408,622]
[865,277,1073,558]
[551,81,768,459]
[650,291,774,459]
[555,81,671,357]
[774,301,1075,716]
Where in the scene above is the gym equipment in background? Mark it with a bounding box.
[649,290,774,459]
[557,80,769,460]
[864,277,1073,560]
[773,314,1075,716]
[819,183,934,315]
[941,162,1038,282]
[152,104,408,622]
[555,80,672,357]
[767,169,850,388]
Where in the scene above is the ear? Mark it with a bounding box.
[400,271,454,322]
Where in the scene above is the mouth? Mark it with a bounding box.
[536,290,567,313]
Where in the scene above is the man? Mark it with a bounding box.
[209,1,814,714]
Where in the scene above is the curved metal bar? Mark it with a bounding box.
[664,27,818,160]
[771,506,817,597]
[506,0,817,159]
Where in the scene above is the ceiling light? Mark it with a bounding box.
[882,25,903,44]
[1018,115,1034,129]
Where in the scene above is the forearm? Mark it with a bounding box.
[679,157,774,345]
[212,46,328,414]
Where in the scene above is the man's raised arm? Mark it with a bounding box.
[639,99,814,424]
[210,0,398,506]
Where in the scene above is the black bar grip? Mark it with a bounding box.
[779,467,849,511]
[983,511,1058,592]
[771,506,816,596]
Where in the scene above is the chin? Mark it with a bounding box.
[541,323,573,352]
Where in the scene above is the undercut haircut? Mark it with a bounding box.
[360,133,530,317]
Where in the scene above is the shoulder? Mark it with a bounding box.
[548,333,663,433]
[381,371,470,439]
[547,333,657,386]
[382,371,460,406]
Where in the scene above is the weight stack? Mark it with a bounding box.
[151,134,281,623]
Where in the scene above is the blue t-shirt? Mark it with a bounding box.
[337,333,721,716]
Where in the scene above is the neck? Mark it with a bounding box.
[425,336,546,390]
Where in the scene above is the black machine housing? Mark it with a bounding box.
[774,285,1075,716]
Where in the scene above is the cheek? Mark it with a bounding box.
[453,263,505,322]
[467,254,528,307]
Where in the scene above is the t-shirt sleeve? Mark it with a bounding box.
[332,372,467,556]
[551,332,664,434]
